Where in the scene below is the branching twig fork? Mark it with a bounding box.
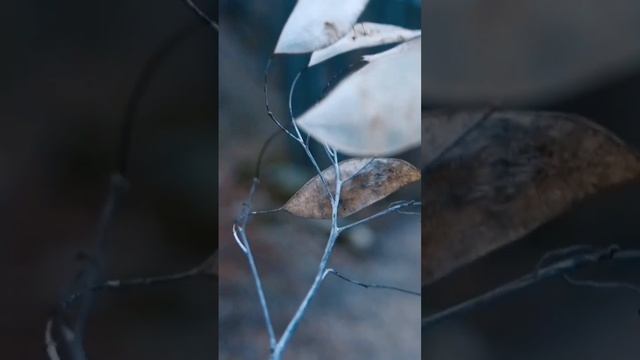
[422,246,640,327]
[46,4,218,358]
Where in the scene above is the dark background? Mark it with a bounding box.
[0,1,217,359]
[423,1,640,359]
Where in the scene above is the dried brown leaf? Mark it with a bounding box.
[422,110,640,284]
[283,158,420,219]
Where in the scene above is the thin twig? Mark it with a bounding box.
[53,19,215,359]
[323,143,336,163]
[286,68,333,202]
[301,144,334,202]
[232,223,249,254]
[244,49,424,359]
[182,0,219,31]
[101,262,216,288]
[396,209,421,215]
[119,24,201,175]
[67,174,128,360]
[424,108,495,173]
[536,244,595,270]
[341,158,376,183]
[235,62,337,356]
[234,66,340,349]
[63,253,217,308]
[45,319,61,360]
[264,57,300,140]
[563,274,640,295]
[255,129,283,179]
[251,208,283,215]
[422,246,640,327]
[321,62,361,96]
[271,147,343,360]
[288,70,303,126]
[339,201,420,232]
[235,178,278,351]
[324,268,420,296]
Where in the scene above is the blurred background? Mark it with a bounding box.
[6,0,640,359]
[218,0,421,359]
[423,0,640,359]
[0,1,217,358]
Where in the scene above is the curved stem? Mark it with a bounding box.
[422,246,640,327]
[236,179,278,351]
[288,70,304,139]
[264,56,300,140]
[63,253,216,308]
[119,24,201,176]
[339,200,420,232]
[325,268,420,296]
[255,129,283,179]
[182,0,218,31]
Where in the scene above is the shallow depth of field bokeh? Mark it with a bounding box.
[423,1,640,359]
[218,1,421,359]
[0,1,217,359]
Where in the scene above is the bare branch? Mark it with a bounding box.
[422,246,640,327]
[288,70,304,134]
[51,20,216,359]
[563,274,640,295]
[324,268,420,296]
[271,146,343,360]
[67,174,128,360]
[250,208,284,215]
[255,129,283,179]
[536,244,595,270]
[120,24,203,175]
[286,69,333,202]
[424,108,495,172]
[339,200,420,232]
[233,178,278,351]
[182,0,219,31]
[45,319,61,360]
[63,253,217,308]
[264,57,301,141]
[245,24,423,357]
[232,223,249,254]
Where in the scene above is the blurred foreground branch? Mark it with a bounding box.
[422,245,640,327]
[63,253,217,308]
[183,0,218,30]
[46,9,217,359]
